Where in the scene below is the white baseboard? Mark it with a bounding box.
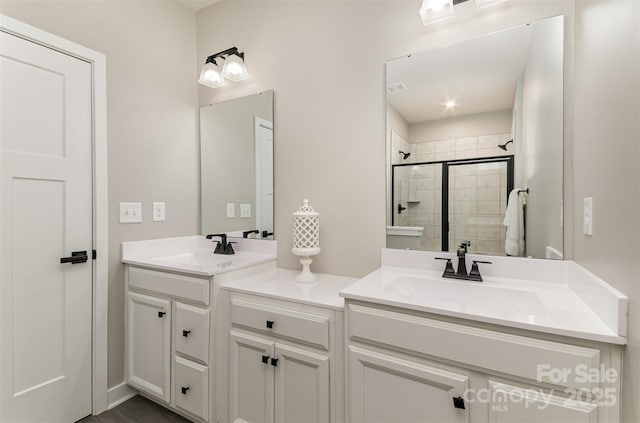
[107,381,138,410]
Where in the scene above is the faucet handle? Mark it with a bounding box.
[435,257,455,275]
[469,260,492,280]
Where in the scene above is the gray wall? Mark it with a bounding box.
[410,110,513,143]
[196,0,575,278]
[572,1,640,422]
[0,1,199,388]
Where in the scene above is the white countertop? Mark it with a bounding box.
[340,249,627,345]
[222,268,357,310]
[122,235,277,277]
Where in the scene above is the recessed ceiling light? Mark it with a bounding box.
[445,100,457,109]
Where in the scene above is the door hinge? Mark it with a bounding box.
[92,249,97,260]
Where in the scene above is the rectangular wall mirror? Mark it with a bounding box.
[200,90,274,239]
[386,16,563,259]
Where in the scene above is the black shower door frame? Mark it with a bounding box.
[391,155,514,252]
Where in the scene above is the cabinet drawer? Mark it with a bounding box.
[175,356,209,421]
[175,302,210,364]
[348,304,601,391]
[231,298,330,350]
[129,266,209,306]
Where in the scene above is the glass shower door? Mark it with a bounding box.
[446,160,511,255]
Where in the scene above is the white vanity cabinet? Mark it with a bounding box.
[215,269,355,423]
[225,294,335,423]
[345,301,623,423]
[125,265,213,422]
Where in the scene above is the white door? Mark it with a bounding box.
[349,346,469,423]
[254,117,273,238]
[229,330,275,423]
[126,292,171,403]
[274,343,329,423]
[0,30,93,422]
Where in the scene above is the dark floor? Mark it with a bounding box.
[79,395,190,423]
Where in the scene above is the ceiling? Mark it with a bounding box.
[179,0,220,12]
[387,24,533,124]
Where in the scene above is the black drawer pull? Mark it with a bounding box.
[453,396,465,409]
[181,386,190,395]
[270,357,279,367]
[261,355,270,364]
[158,311,166,318]
[266,320,274,329]
[182,330,191,337]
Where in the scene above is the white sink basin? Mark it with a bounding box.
[152,251,241,269]
[384,275,546,321]
[121,235,278,276]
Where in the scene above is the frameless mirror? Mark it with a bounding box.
[200,90,274,239]
[386,16,563,259]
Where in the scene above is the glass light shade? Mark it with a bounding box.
[221,54,249,81]
[475,0,508,8]
[419,0,454,25]
[198,61,225,88]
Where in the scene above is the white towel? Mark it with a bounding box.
[503,188,525,256]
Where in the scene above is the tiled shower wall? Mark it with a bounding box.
[394,132,512,255]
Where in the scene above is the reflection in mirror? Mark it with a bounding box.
[200,90,274,239]
[386,16,563,259]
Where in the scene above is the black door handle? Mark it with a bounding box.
[60,251,88,264]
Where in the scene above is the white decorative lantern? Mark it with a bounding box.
[292,199,321,283]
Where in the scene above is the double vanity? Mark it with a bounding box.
[121,235,627,423]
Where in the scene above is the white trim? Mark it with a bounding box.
[0,14,109,415]
[107,382,138,410]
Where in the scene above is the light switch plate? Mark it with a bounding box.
[153,202,166,221]
[226,203,235,218]
[583,197,593,236]
[240,203,251,218]
[119,202,142,223]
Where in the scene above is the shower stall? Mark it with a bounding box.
[392,155,514,255]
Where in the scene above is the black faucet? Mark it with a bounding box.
[435,241,491,282]
[242,230,260,239]
[205,233,235,255]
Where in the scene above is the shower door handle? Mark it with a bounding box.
[397,204,407,214]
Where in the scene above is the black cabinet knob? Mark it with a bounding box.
[157,311,166,318]
[266,320,274,329]
[182,330,191,337]
[270,357,279,367]
[261,355,270,364]
[181,386,190,395]
[452,396,465,409]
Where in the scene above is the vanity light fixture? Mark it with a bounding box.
[198,46,249,88]
[419,0,454,25]
[421,0,507,26]
[475,0,509,9]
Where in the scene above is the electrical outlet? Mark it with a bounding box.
[119,202,142,223]
[240,203,251,218]
[153,202,166,221]
[583,197,593,236]
[226,203,235,218]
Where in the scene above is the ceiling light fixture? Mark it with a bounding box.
[198,47,249,88]
[445,100,457,109]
